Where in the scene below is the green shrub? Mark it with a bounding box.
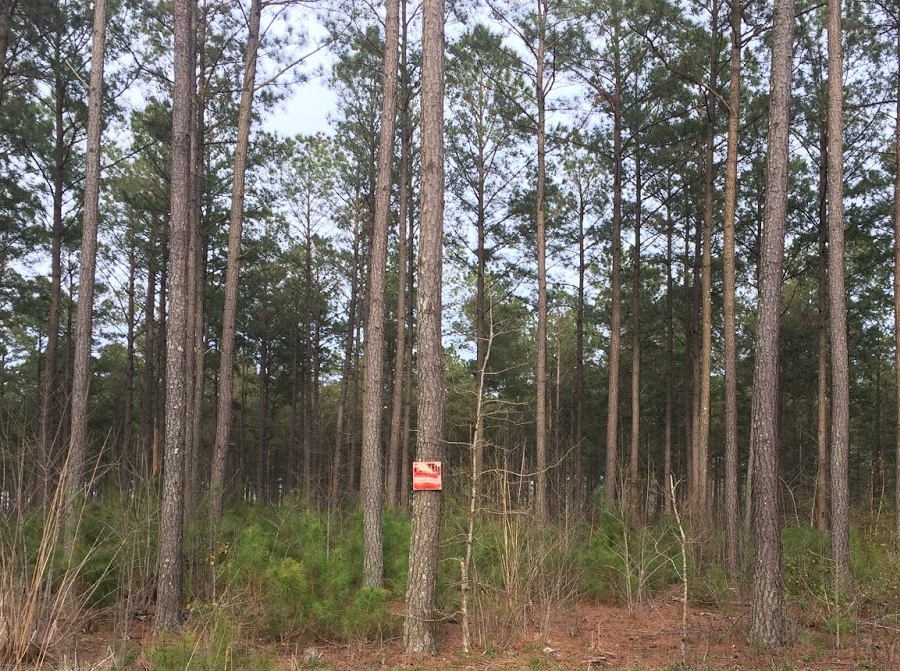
[576,501,681,605]
[782,525,831,602]
[216,503,407,642]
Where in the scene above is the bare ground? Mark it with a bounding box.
[69,594,899,671]
[277,598,897,670]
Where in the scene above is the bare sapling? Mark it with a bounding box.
[461,307,494,653]
[669,475,689,663]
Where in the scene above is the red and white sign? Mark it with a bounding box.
[412,461,442,491]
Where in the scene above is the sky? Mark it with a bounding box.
[267,77,336,138]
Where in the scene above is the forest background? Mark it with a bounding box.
[2,0,900,667]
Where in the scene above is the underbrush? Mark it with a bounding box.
[211,501,408,642]
[10,485,900,665]
[0,491,693,664]
[577,496,684,610]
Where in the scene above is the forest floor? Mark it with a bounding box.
[72,590,898,671]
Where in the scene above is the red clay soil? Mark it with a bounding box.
[71,595,898,670]
[274,598,898,671]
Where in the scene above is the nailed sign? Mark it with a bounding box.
[412,461,442,491]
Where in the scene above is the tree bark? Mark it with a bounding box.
[256,337,269,501]
[122,236,136,489]
[815,126,829,532]
[576,174,586,496]
[387,1,411,510]
[826,0,850,593]
[749,0,793,648]
[361,0,400,588]
[604,16,623,502]
[183,0,202,519]
[722,0,741,576]
[141,223,156,478]
[534,0,549,523]
[64,0,107,554]
[399,209,415,512]
[628,141,642,515]
[209,0,262,523]
[39,48,66,509]
[696,0,719,524]
[893,17,900,543]
[404,0,444,652]
[156,0,195,633]
[664,174,674,514]
[330,201,362,510]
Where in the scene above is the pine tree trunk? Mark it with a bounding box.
[330,203,362,510]
[690,215,701,512]
[303,216,314,495]
[361,0,400,588]
[534,0,549,523]
[664,177,674,514]
[628,142,642,515]
[289,326,299,491]
[256,337,269,502]
[696,0,719,524]
[64,0,107,553]
[387,2,411,509]
[683,218,693,508]
[183,0,201,519]
[141,223,156,478]
[209,0,261,523]
[154,241,168,477]
[399,215,415,512]
[826,0,850,593]
[604,18,623,502]
[815,127,829,532]
[892,18,900,543]
[350,316,363,493]
[39,55,66,509]
[122,237,136,489]
[722,0,742,575]
[872,364,883,510]
[576,178,586,495]
[750,0,794,648]
[404,0,444,652]
[156,0,195,632]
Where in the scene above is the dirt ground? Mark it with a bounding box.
[269,598,898,671]
[73,594,899,671]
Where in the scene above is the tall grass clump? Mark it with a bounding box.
[0,458,109,669]
[438,493,585,649]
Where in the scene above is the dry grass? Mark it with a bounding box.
[0,453,112,669]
